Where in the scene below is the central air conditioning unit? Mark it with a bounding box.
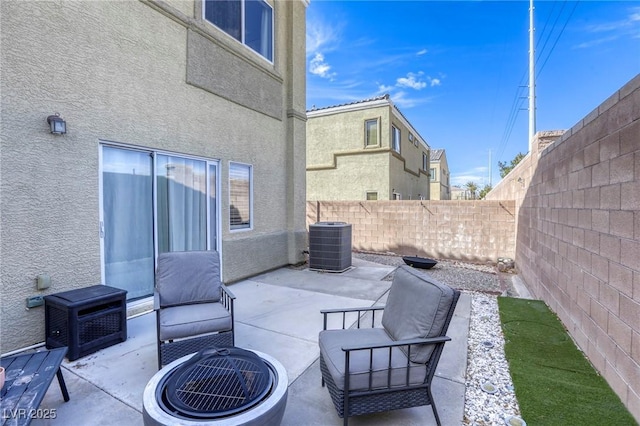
[308,222,352,272]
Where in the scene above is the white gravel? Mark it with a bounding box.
[463,292,522,425]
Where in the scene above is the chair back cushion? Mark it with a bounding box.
[382,265,455,363]
[156,251,222,307]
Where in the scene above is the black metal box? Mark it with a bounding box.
[45,285,127,361]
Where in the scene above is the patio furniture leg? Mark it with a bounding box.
[428,387,441,426]
[56,368,70,402]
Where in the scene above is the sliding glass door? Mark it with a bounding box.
[100,145,219,301]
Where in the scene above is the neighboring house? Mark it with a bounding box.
[306,95,431,201]
[1,0,308,352]
[429,149,451,200]
[451,186,467,200]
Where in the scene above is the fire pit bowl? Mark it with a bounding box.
[143,348,288,426]
[402,256,438,269]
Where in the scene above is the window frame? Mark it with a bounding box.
[392,125,401,154]
[229,161,253,232]
[203,0,274,63]
[366,191,378,201]
[364,118,380,147]
[430,167,438,182]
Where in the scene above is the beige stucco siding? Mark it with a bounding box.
[1,0,307,352]
[306,105,389,165]
[307,152,390,200]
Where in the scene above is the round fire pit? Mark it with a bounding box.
[143,348,288,426]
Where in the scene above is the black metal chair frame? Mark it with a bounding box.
[155,284,235,369]
[320,290,460,426]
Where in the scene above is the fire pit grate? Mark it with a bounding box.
[159,347,273,419]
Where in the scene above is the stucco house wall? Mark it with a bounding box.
[429,149,451,200]
[1,0,308,352]
[306,96,430,201]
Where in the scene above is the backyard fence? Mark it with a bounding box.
[306,199,516,263]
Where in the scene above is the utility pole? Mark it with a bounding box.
[528,0,536,152]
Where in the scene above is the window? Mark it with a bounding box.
[392,126,401,153]
[365,119,378,147]
[423,152,428,171]
[409,132,417,146]
[430,168,438,181]
[204,0,273,62]
[366,191,378,200]
[229,162,252,230]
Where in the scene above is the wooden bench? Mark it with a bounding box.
[1,347,70,426]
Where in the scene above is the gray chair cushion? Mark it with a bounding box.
[319,328,427,391]
[158,302,232,341]
[156,251,221,307]
[382,265,455,363]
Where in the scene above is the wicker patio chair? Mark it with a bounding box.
[319,265,460,426]
[155,250,235,369]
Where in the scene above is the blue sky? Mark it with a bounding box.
[306,1,640,187]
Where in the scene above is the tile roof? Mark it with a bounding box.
[306,94,431,150]
[307,94,390,112]
[430,149,445,161]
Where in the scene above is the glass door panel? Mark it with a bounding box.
[156,155,207,253]
[101,147,155,300]
[208,163,218,251]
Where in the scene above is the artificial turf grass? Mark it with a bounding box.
[497,297,637,426]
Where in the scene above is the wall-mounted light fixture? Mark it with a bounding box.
[47,113,66,135]
[517,177,525,187]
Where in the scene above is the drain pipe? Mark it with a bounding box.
[2,342,46,358]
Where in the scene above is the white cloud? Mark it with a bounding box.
[450,167,489,187]
[417,48,428,56]
[306,18,340,57]
[395,72,442,90]
[577,6,640,48]
[396,72,427,90]
[309,53,336,80]
[390,91,415,107]
[377,84,394,94]
[389,91,434,109]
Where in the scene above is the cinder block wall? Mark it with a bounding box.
[306,200,516,262]
[516,74,640,420]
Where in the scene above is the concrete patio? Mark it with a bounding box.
[31,257,471,425]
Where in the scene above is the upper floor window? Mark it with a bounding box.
[204,0,273,62]
[422,152,428,171]
[364,119,379,147]
[430,167,438,181]
[392,126,401,153]
[366,191,378,201]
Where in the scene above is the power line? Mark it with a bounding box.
[537,1,580,78]
[535,1,568,65]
